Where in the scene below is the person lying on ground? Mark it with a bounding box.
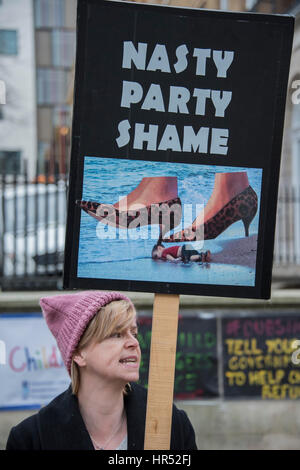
[152,243,211,263]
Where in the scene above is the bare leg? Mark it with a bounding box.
[191,172,249,228]
[190,250,211,262]
[115,177,178,210]
[190,254,201,262]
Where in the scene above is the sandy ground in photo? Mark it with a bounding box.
[210,235,258,269]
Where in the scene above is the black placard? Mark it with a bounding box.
[63,0,294,299]
[138,314,218,399]
[223,314,300,399]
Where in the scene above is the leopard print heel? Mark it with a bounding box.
[163,186,258,242]
[76,197,182,236]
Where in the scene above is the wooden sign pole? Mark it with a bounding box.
[144,293,180,450]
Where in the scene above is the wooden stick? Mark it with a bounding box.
[144,293,180,450]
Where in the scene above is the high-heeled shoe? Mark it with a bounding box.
[162,185,258,242]
[76,196,182,234]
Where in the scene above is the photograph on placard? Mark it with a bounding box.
[76,156,262,287]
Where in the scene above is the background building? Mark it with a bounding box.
[2,0,298,179]
[34,0,76,177]
[0,0,76,180]
[0,0,36,178]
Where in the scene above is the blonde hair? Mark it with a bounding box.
[71,299,136,395]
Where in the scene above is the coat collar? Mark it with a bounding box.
[124,383,146,450]
[38,383,147,450]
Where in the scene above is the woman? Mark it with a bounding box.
[6,290,197,450]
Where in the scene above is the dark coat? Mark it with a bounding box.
[6,383,197,450]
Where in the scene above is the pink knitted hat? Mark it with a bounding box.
[39,291,133,375]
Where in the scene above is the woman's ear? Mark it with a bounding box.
[72,350,87,367]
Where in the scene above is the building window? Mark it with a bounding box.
[52,30,76,67]
[246,0,257,9]
[292,99,300,130]
[220,0,229,9]
[0,151,21,174]
[0,105,4,120]
[38,141,50,162]
[35,0,65,28]
[53,105,71,126]
[0,30,18,55]
[36,31,52,67]
[37,68,69,104]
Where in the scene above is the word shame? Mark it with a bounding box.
[116,120,229,155]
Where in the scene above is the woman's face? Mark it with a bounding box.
[78,315,141,385]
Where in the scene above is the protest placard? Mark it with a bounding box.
[64,0,294,300]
